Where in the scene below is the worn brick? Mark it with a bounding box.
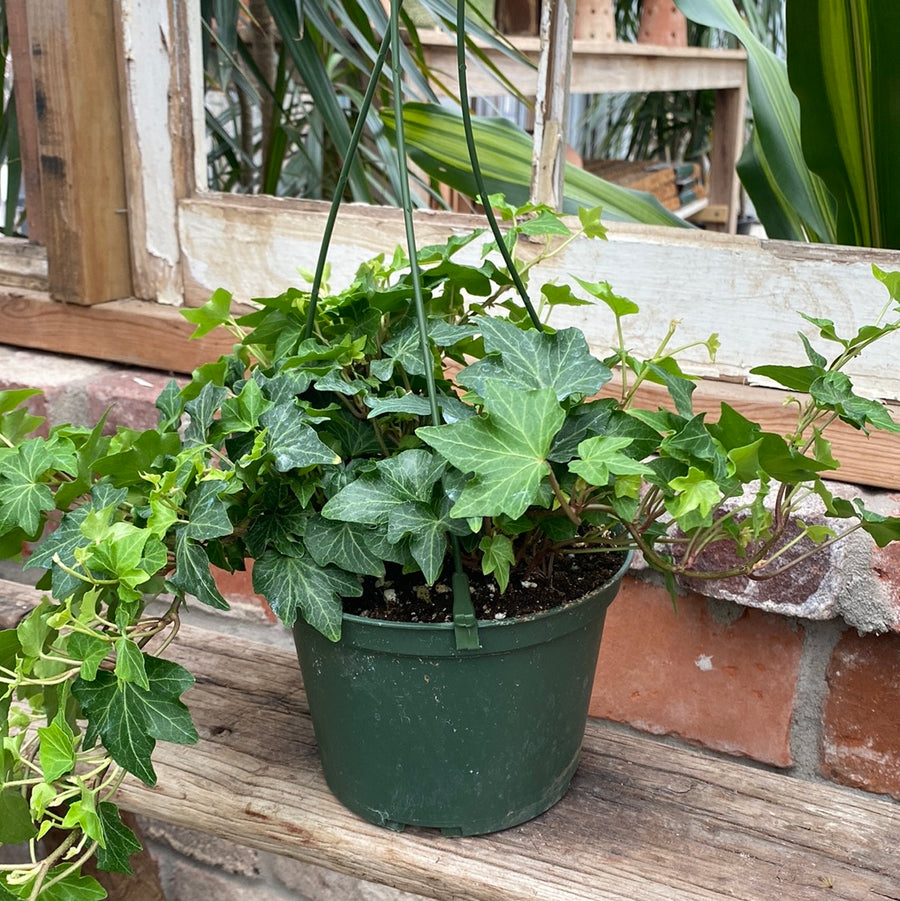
[167,860,287,901]
[269,855,434,901]
[212,561,278,624]
[136,817,261,877]
[85,368,179,433]
[591,574,804,767]
[0,344,110,428]
[822,630,900,799]
[870,540,900,632]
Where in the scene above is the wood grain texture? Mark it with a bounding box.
[26,0,132,303]
[418,31,748,96]
[0,284,897,488]
[0,289,234,372]
[103,622,899,901]
[178,195,900,405]
[0,238,48,291]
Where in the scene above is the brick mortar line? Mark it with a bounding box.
[789,618,845,779]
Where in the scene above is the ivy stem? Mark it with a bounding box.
[546,465,581,526]
[24,832,79,901]
[33,840,98,899]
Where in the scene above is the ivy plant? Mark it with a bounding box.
[2,202,900,897]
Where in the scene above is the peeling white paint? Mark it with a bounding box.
[695,654,714,672]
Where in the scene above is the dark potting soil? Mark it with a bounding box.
[343,551,628,624]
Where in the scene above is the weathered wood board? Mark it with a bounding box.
[178,195,900,403]
[103,623,898,901]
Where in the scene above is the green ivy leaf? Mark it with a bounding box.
[0,438,72,535]
[155,378,184,430]
[168,529,229,610]
[67,632,111,681]
[184,481,234,541]
[540,283,593,309]
[748,363,824,391]
[184,381,228,446]
[72,656,197,786]
[381,324,432,376]
[660,415,728,481]
[35,869,106,901]
[578,205,608,239]
[115,638,150,691]
[16,599,52,658]
[29,782,57,820]
[61,794,104,845]
[95,802,142,875]
[667,467,722,519]
[570,436,653,485]
[261,403,341,471]
[181,287,235,339]
[216,378,272,434]
[519,209,572,236]
[385,499,465,584]
[322,449,446,525]
[244,503,308,558]
[418,383,564,520]
[646,360,696,418]
[0,788,37,843]
[37,716,77,782]
[304,518,390,578]
[810,371,900,433]
[458,317,611,402]
[252,548,361,638]
[573,278,639,316]
[479,533,515,592]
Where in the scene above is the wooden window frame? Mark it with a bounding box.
[1,0,900,488]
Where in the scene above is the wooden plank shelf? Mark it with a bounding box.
[418,31,747,234]
[81,618,899,901]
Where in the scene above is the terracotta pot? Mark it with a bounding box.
[638,0,688,47]
[574,0,616,42]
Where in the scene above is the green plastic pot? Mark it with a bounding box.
[292,551,632,836]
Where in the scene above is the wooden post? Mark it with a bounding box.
[706,81,747,234]
[26,0,132,304]
[113,0,201,304]
[6,0,43,244]
[531,0,575,210]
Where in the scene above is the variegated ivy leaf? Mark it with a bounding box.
[458,317,611,402]
[0,437,77,536]
[304,517,392,577]
[321,449,446,525]
[184,480,234,541]
[418,382,564,520]
[168,528,229,610]
[386,497,470,584]
[382,324,432,376]
[260,402,341,472]
[184,382,228,445]
[252,548,361,639]
[365,392,474,423]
